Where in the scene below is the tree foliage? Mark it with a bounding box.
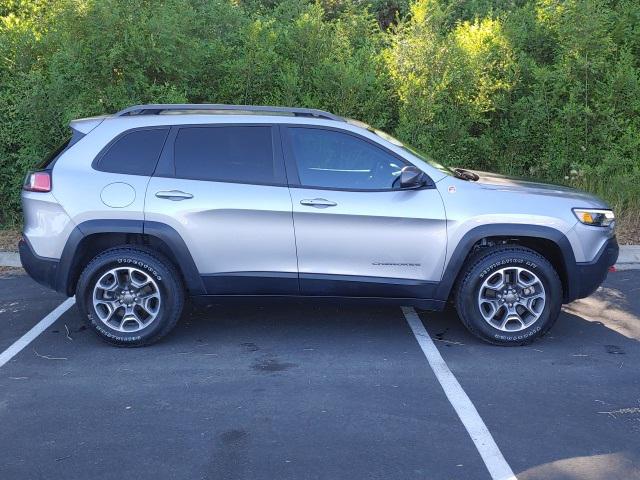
[1,0,639,226]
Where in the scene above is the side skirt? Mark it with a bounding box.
[199,272,443,310]
[190,294,446,311]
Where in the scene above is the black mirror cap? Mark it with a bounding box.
[400,166,429,189]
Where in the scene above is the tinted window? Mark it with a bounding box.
[174,126,275,183]
[287,128,405,190]
[98,128,168,175]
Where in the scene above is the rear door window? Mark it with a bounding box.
[97,128,169,176]
[172,126,279,184]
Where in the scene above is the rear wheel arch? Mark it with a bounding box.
[438,224,577,303]
[57,220,204,296]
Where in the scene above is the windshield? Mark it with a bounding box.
[346,119,453,176]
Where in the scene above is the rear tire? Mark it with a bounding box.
[76,247,184,347]
[454,245,562,345]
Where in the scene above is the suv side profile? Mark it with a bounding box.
[19,104,619,347]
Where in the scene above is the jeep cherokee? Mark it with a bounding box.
[19,104,619,346]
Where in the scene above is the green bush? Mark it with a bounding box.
[387,0,640,219]
[1,0,639,227]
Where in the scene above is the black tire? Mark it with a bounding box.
[76,247,184,347]
[454,245,562,346]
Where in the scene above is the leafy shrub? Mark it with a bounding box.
[1,0,639,228]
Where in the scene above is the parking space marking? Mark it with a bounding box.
[0,297,76,368]
[402,307,517,480]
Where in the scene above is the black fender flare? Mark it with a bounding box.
[435,224,578,302]
[57,219,205,296]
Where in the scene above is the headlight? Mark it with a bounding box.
[573,208,615,227]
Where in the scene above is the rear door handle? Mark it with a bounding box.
[300,198,337,208]
[155,190,193,201]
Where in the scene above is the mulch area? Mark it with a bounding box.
[0,228,20,252]
[617,214,640,245]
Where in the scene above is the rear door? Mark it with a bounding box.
[282,125,447,299]
[144,123,298,295]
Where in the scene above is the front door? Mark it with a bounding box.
[281,125,447,299]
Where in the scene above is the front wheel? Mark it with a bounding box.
[76,247,185,347]
[454,246,562,345]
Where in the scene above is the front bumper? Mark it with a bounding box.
[571,236,619,301]
[19,238,59,291]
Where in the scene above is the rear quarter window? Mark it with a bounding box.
[96,128,169,176]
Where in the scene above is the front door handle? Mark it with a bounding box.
[155,190,193,201]
[300,198,337,208]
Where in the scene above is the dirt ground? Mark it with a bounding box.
[616,213,640,245]
[0,266,23,277]
[0,229,21,252]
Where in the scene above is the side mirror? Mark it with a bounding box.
[399,166,427,189]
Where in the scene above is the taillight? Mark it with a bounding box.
[23,171,52,192]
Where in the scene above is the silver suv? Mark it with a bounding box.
[19,104,618,346]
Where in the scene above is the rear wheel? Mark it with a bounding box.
[76,247,184,347]
[454,245,562,345]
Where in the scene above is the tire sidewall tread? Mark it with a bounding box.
[75,247,184,347]
[455,245,562,346]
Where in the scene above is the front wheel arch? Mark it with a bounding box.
[437,225,576,304]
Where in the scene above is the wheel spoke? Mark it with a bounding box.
[141,294,160,316]
[479,299,500,321]
[486,270,506,290]
[97,273,118,292]
[128,268,151,289]
[500,306,525,331]
[516,268,537,288]
[524,294,544,315]
[94,300,119,322]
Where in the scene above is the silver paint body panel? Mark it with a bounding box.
[145,178,297,275]
[289,187,447,281]
[22,111,614,288]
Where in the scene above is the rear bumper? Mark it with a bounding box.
[571,236,619,301]
[19,238,59,291]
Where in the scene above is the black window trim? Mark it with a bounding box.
[40,128,86,171]
[280,124,434,192]
[153,123,288,188]
[91,126,171,176]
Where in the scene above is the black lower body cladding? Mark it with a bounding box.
[573,236,619,300]
[18,238,58,291]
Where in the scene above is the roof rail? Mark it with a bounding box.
[114,104,344,122]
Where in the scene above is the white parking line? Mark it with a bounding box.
[402,307,517,480]
[0,297,76,368]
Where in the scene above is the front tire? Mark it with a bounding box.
[76,247,184,347]
[454,246,562,345]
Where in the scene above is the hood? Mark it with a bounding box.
[467,170,609,208]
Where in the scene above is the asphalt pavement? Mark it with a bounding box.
[0,270,638,480]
